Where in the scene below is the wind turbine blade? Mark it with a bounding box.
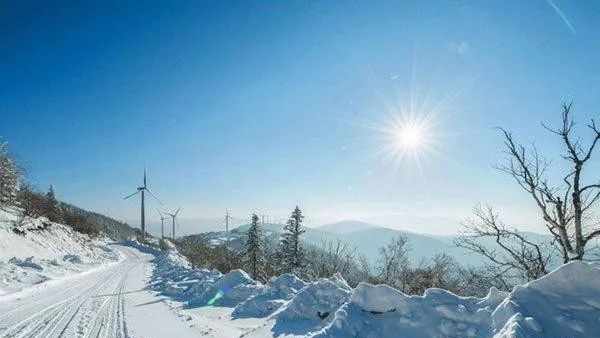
[124,191,140,200]
[145,188,163,205]
[157,209,164,217]
[143,167,147,188]
[174,207,181,216]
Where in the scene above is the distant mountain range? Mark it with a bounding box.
[181,219,556,267]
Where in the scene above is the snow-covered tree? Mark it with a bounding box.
[45,185,62,222]
[242,214,266,280]
[278,206,306,274]
[0,141,20,207]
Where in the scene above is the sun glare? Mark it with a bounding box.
[396,123,424,149]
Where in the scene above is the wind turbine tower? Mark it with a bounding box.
[124,169,161,239]
[158,210,167,239]
[224,210,232,251]
[165,207,181,239]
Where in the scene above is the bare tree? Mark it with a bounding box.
[305,239,358,284]
[495,103,600,261]
[455,204,553,283]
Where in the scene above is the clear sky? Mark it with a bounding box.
[1,1,599,234]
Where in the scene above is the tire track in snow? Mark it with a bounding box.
[0,261,126,338]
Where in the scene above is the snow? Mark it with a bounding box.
[2,207,599,338]
[232,273,307,318]
[187,269,263,307]
[491,261,600,338]
[313,261,600,338]
[0,207,119,295]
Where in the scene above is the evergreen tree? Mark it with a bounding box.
[45,185,61,222]
[279,206,306,274]
[242,213,266,280]
[0,142,20,207]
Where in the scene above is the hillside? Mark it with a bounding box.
[316,220,382,234]
[0,207,119,295]
[60,201,139,240]
[182,220,558,267]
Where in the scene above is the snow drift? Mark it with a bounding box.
[125,237,600,338]
[313,261,600,338]
[232,273,307,318]
[187,269,263,307]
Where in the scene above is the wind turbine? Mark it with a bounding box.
[164,207,181,239]
[124,169,161,239]
[224,210,232,252]
[158,210,167,239]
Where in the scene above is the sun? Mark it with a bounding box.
[396,123,424,149]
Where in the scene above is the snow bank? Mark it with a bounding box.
[492,261,600,338]
[232,273,307,318]
[126,235,600,338]
[256,274,353,337]
[0,207,119,295]
[187,269,263,307]
[123,239,208,299]
[312,262,600,338]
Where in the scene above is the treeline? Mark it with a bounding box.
[0,140,137,240]
[175,206,499,297]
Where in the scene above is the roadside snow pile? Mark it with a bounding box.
[0,207,118,295]
[312,283,503,338]
[124,239,205,299]
[233,273,307,318]
[187,269,263,307]
[126,238,600,338]
[492,261,600,338]
[312,261,600,338]
[260,274,352,336]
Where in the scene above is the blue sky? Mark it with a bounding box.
[1,1,599,234]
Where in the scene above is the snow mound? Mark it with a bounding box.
[492,261,600,338]
[314,281,500,338]
[313,262,600,338]
[0,207,119,295]
[187,269,263,307]
[124,239,203,299]
[232,273,307,318]
[263,274,351,336]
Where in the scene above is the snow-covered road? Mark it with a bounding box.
[0,245,199,338]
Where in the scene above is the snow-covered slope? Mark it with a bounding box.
[0,207,119,295]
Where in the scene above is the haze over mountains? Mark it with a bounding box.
[179,219,553,267]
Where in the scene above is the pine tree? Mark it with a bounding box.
[279,206,306,274]
[242,213,266,280]
[45,185,61,222]
[0,142,20,207]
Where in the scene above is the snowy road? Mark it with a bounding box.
[0,246,200,338]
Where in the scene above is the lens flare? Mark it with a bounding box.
[207,290,224,306]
